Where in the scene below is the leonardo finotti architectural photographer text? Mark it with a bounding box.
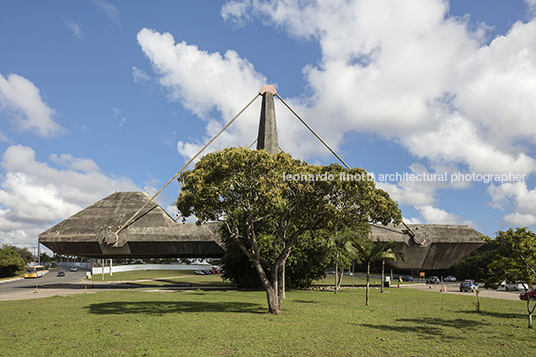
[282,172,527,184]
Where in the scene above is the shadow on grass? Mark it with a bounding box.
[457,310,525,320]
[358,317,489,340]
[86,301,265,315]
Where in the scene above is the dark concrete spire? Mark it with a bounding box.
[256,85,279,154]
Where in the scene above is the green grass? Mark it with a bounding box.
[1,286,535,356]
[88,270,232,288]
[88,269,196,282]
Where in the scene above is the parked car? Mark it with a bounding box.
[520,289,536,301]
[459,280,478,292]
[444,276,457,282]
[505,281,528,291]
[402,276,413,282]
[393,275,402,281]
[70,266,78,272]
[57,271,65,277]
[426,276,440,284]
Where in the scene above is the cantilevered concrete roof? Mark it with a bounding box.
[370,224,484,270]
[38,191,224,259]
[39,191,484,268]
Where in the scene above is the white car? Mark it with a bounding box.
[445,276,457,282]
[505,281,528,291]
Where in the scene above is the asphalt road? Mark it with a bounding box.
[0,272,528,302]
[0,267,97,301]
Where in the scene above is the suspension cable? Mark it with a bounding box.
[115,93,261,235]
[275,93,415,237]
[275,93,350,169]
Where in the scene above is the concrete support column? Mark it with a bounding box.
[256,85,279,154]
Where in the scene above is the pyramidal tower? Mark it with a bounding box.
[256,85,279,154]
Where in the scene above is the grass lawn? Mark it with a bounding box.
[1,284,535,356]
[88,270,230,287]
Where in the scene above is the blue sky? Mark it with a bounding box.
[1,0,536,252]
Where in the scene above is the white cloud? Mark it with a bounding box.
[139,1,536,231]
[416,205,474,225]
[90,0,121,26]
[64,19,83,39]
[220,0,536,173]
[488,181,536,226]
[405,114,536,174]
[0,73,63,137]
[0,145,138,247]
[132,66,150,84]
[137,28,269,159]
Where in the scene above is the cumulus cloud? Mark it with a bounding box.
[0,145,138,247]
[416,205,474,225]
[0,73,63,137]
[488,182,536,226]
[139,1,536,227]
[137,28,272,159]
[220,0,536,169]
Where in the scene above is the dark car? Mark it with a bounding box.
[459,280,478,292]
[57,271,65,277]
[402,276,413,282]
[520,289,536,301]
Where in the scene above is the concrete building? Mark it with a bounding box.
[38,85,484,269]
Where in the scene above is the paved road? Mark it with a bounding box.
[0,267,116,301]
[0,272,527,302]
[398,282,525,301]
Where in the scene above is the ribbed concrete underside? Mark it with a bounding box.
[370,224,484,269]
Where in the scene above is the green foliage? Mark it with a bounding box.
[0,247,26,277]
[220,229,332,289]
[176,147,402,313]
[484,227,536,289]
[484,227,536,328]
[2,244,33,263]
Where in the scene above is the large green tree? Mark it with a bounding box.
[484,227,536,328]
[0,247,26,278]
[176,147,401,314]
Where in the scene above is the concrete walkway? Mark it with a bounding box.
[398,282,523,301]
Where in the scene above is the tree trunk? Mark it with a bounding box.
[265,285,281,315]
[527,299,534,329]
[249,253,282,314]
[281,263,286,300]
[335,251,339,294]
[365,263,370,306]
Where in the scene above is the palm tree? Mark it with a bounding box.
[353,240,405,306]
[379,242,407,293]
[328,230,359,294]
